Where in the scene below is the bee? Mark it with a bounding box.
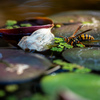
[61,25,94,47]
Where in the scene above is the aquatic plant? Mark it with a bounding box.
[53,59,91,73]
[6,20,17,26]
[51,37,73,52]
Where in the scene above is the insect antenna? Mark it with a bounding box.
[74,29,92,38]
[71,25,83,37]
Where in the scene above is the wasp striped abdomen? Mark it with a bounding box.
[77,34,94,41]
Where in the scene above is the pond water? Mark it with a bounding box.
[0,0,100,26]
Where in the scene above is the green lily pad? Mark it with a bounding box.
[50,11,100,40]
[41,73,100,100]
[49,11,100,23]
[62,47,100,71]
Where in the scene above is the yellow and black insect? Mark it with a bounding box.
[61,25,94,47]
[77,33,94,42]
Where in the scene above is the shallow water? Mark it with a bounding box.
[0,0,100,26]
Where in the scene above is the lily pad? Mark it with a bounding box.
[0,49,52,84]
[62,47,100,71]
[50,11,100,41]
[50,11,100,23]
[41,73,100,100]
[0,17,53,46]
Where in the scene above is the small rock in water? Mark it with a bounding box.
[18,28,55,51]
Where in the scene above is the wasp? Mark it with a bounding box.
[61,25,94,47]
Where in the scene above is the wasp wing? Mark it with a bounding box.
[82,40,100,47]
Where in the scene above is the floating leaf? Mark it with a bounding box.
[75,68,91,73]
[13,25,20,29]
[5,84,19,92]
[59,42,73,49]
[50,11,100,44]
[50,37,73,52]
[51,47,63,52]
[54,37,64,43]
[62,47,100,71]
[6,20,17,26]
[53,59,91,73]
[0,17,53,46]
[50,11,100,24]
[0,49,52,84]
[5,26,13,29]
[41,73,100,100]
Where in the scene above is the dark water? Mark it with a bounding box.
[0,0,100,26]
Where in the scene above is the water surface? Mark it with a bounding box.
[0,0,100,26]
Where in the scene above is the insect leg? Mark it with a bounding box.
[77,41,85,47]
[60,36,67,41]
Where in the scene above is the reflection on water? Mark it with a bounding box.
[0,0,53,26]
[0,0,100,26]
